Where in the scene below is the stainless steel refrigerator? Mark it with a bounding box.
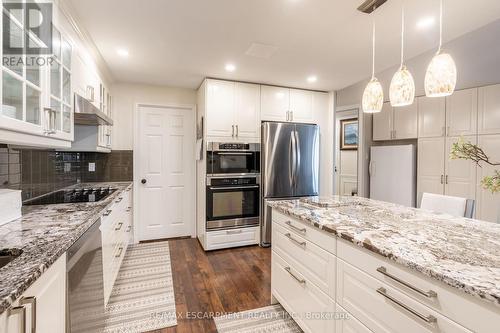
[260,122,319,246]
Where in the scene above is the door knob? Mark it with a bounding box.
[141,179,147,184]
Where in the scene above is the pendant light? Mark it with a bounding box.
[362,20,384,113]
[389,3,415,107]
[424,0,457,97]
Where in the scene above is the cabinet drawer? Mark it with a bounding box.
[336,304,373,333]
[337,258,471,333]
[338,239,500,333]
[272,252,335,333]
[206,226,259,250]
[273,211,336,254]
[273,223,336,299]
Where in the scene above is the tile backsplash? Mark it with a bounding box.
[0,145,132,201]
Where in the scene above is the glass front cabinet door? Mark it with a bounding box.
[0,4,74,148]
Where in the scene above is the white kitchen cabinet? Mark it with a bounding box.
[417,137,445,206]
[418,96,446,138]
[205,226,259,251]
[290,89,314,123]
[235,82,261,139]
[336,304,373,333]
[206,80,235,138]
[372,102,392,141]
[260,85,290,122]
[446,88,478,136]
[478,84,500,135]
[475,134,500,223]
[373,101,417,141]
[0,254,66,333]
[445,136,477,203]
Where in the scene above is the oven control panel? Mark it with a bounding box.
[218,143,250,150]
[209,177,258,186]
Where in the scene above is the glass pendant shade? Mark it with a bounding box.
[389,65,415,107]
[362,77,384,113]
[424,51,457,97]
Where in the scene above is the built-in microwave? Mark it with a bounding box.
[206,142,260,176]
[206,175,260,230]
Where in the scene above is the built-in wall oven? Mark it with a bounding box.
[206,142,261,230]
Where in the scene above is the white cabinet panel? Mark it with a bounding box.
[418,96,446,138]
[445,136,477,202]
[476,134,500,223]
[393,102,418,139]
[478,84,500,135]
[290,89,313,123]
[417,137,445,205]
[336,304,373,333]
[261,85,289,122]
[206,80,235,138]
[235,82,260,139]
[372,102,392,141]
[446,88,478,136]
[205,226,259,250]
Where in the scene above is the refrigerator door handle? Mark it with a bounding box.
[289,131,295,187]
[294,130,301,189]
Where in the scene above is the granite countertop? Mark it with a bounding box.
[268,196,500,307]
[0,182,132,315]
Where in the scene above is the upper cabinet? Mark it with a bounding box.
[478,84,500,135]
[261,85,316,123]
[417,96,446,138]
[372,101,417,141]
[203,79,261,142]
[446,88,477,136]
[0,18,74,148]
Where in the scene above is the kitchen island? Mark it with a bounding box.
[268,196,500,333]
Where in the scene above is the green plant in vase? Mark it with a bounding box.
[450,137,500,193]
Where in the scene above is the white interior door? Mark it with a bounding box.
[137,105,195,241]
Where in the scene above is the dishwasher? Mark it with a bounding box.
[67,218,105,333]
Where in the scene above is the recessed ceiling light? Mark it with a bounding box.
[307,75,317,83]
[117,49,129,57]
[416,16,435,30]
[225,63,236,72]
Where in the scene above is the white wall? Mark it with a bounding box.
[336,19,500,108]
[111,83,197,150]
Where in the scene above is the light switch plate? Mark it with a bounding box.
[88,162,96,172]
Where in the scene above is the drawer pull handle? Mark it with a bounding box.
[103,209,112,216]
[285,233,306,247]
[377,267,437,298]
[226,230,243,235]
[284,266,306,285]
[285,221,306,234]
[377,287,437,324]
[19,296,36,333]
[115,197,123,203]
[115,247,124,258]
[115,222,123,231]
[8,306,26,333]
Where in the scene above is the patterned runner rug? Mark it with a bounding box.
[104,241,177,333]
[214,304,302,333]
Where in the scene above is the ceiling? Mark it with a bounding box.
[67,0,500,91]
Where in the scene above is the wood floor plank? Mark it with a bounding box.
[149,238,271,333]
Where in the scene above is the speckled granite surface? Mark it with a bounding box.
[0,182,132,315]
[268,196,500,307]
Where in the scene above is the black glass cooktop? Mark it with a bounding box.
[24,187,117,206]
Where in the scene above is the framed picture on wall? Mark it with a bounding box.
[340,118,358,150]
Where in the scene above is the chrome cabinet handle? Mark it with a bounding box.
[115,222,123,231]
[440,175,444,184]
[285,233,306,247]
[377,267,437,298]
[8,306,26,333]
[286,111,289,121]
[226,229,242,235]
[236,125,239,137]
[20,296,36,333]
[285,221,306,234]
[284,266,306,285]
[232,125,235,137]
[115,247,123,258]
[377,287,437,324]
[445,175,448,184]
[103,209,112,216]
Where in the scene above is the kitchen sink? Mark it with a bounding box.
[0,248,23,269]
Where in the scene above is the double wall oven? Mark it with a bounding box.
[206,142,260,230]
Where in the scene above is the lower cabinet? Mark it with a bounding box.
[0,254,66,333]
[336,304,373,333]
[205,226,259,251]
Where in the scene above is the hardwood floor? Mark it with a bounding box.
[148,238,271,333]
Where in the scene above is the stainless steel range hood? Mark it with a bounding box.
[74,93,113,126]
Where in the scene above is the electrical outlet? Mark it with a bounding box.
[88,162,96,172]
